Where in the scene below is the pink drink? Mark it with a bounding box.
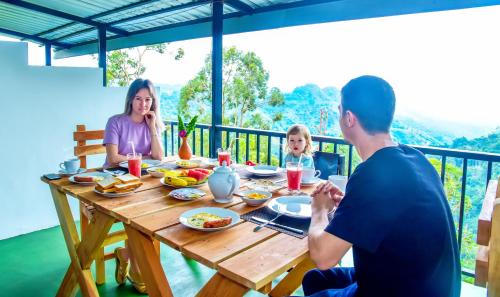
[218,151,231,166]
[287,162,303,192]
[127,153,142,178]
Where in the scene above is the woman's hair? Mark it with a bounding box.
[285,124,313,155]
[124,78,165,132]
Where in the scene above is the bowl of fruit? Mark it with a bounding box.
[161,168,212,188]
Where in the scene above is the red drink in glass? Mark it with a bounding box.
[127,153,142,178]
[218,149,231,166]
[286,162,303,192]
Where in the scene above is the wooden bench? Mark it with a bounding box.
[475,177,500,296]
[74,124,127,285]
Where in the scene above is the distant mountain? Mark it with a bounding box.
[158,83,499,152]
[450,128,500,154]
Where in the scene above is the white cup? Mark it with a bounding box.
[328,175,347,192]
[302,168,321,182]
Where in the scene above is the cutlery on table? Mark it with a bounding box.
[252,216,304,234]
[253,213,283,232]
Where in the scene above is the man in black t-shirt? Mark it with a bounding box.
[303,76,461,297]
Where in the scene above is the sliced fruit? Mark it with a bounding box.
[192,168,210,175]
[178,176,198,185]
[164,176,188,187]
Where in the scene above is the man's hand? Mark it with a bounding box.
[312,182,344,208]
[311,183,335,213]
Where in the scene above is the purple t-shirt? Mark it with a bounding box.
[103,114,155,167]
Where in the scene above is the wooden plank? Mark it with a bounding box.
[269,257,316,297]
[76,125,88,169]
[182,222,278,268]
[74,130,105,141]
[218,233,309,290]
[477,180,499,245]
[74,144,106,157]
[475,245,488,287]
[196,272,248,297]
[130,197,243,236]
[488,198,500,296]
[125,226,174,297]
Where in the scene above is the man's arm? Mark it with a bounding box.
[309,184,352,270]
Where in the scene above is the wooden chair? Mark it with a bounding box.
[475,176,500,296]
[74,124,128,285]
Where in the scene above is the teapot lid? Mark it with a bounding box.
[214,162,233,173]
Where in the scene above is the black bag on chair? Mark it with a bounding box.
[313,151,345,180]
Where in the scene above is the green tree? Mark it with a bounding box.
[102,44,184,87]
[179,46,284,128]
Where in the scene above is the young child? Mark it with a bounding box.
[284,124,315,168]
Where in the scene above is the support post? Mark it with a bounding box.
[98,26,107,87]
[45,43,51,66]
[211,0,223,157]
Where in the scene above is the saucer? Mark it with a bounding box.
[301,177,321,185]
[58,168,86,176]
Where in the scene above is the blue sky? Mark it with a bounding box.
[3,5,500,129]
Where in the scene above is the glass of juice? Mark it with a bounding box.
[217,148,231,166]
[127,153,142,178]
[286,162,303,194]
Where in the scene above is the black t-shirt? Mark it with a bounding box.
[325,144,461,297]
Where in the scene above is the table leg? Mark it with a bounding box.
[268,256,315,297]
[125,226,174,297]
[196,272,249,297]
[50,185,115,297]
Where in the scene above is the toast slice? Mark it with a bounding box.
[114,181,142,191]
[97,177,120,189]
[116,174,139,184]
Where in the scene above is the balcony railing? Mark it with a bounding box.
[163,121,500,277]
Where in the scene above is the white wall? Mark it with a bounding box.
[0,41,127,239]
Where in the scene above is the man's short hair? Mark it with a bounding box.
[341,75,395,134]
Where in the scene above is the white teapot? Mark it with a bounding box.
[208,162,240,203]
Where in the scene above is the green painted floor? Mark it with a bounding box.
[0,224,486,297]
[0,224,300,297]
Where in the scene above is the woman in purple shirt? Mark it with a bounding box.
[103,78,164,167]
[103,78,164,293]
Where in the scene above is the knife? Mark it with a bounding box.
[251,216,304,234]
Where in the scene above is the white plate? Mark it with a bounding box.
[301,177,322,185]
[160,178,207,188]
[246,165,282,177]
[179,207,240,231]
[267,195,312,219]
[169,188,206,201]
[58,168,86,176]
[69,172,112,185]
[93,188,136,198]
[202,158,219,167]
[118,159,162,169]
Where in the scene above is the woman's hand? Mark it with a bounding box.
[144,111,156,131]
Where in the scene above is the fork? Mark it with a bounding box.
[253,213,283,232]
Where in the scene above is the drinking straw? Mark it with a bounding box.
[129,141,136,158]
[298,153,303,168]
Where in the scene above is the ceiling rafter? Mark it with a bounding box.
[225,0,254,13]
[0,0,129,36]
[0,27,69,48]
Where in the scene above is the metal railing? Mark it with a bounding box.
[163,121,500,277]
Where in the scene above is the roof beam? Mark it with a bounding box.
[49,0,211,43]
[0,27,69,48]
[225,0,254,13]
[34,0,162,38]
[0,0,129,36]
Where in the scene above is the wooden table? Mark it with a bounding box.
[42,159,317,297]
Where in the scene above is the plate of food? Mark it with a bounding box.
[160,168,212,188]
[146,167,177,178]
[246,165,283,177]
[118,159,162,169]
[175,160,202,169]
[246,179,286,193]
[267,195,312,219]
[179,207,240,231]
[168,188,206,201]
[69,172,112,185]
[93,174,143,198]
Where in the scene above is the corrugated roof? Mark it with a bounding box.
[0,0,498,58]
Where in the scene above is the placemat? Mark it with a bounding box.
[236,166,287,180]
[241,207,310,239]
